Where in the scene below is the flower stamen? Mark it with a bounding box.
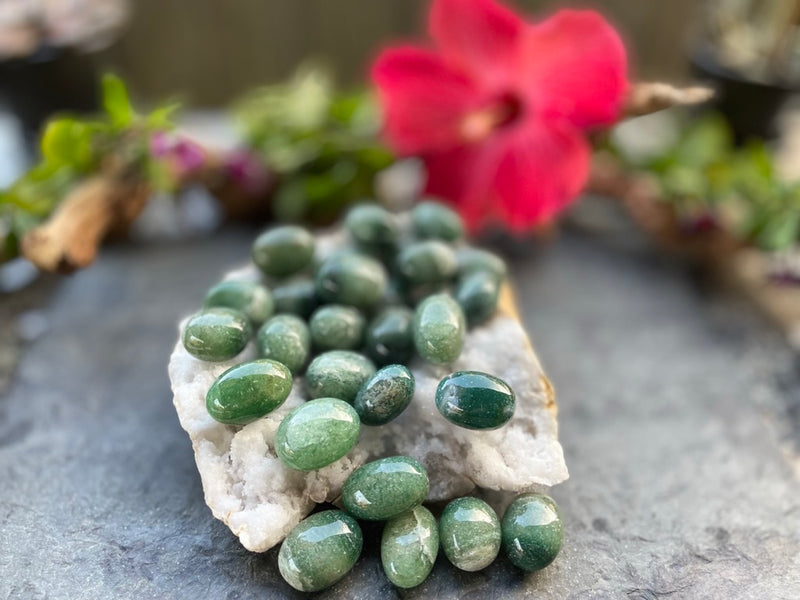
[460,93,522,143]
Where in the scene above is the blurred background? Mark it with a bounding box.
[1,3,799,597]
[2,0,799,168]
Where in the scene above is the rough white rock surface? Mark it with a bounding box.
[168,234,568,552]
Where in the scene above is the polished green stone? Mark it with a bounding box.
[354,364,415,426]
[256,315,310,374]
[397,240,457,291]
[305,350,376,403]
[455,247,507,280]
[275,398,360,471]
[203,280,273,326]
[345,204,399,254]
[439,497,501,571]
[205,359,292,424]
[412,294,466,365]
[364,307,415,366]
[342,456,429,520]
[411,200,464,241]
[309,305,366,351]
[381,506,439,588]
[272,278,318,318]
[501,493,563,572]
[435,371,515,430]
[252,225,314,278]
[182,308,252,362]
[315,251,388,310]
[455,270,500,326]
[278,510,363,592]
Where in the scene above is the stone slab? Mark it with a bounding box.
[1,224,798,599]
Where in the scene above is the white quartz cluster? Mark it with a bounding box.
[169,244,568,552]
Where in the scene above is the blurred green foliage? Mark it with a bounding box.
[610,112,800,251]
[0,75,180,262]
[234,65,393,224]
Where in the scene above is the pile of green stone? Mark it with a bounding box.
[181,201,563,591]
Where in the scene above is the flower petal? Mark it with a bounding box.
[371,46,482,154]
[491,122,589,230]
[430,0,525,88]
[522,10,628,129]
[423,141,505,231]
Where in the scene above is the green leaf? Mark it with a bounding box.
[40,118,96,171]
[146,102,181,130]
[753,211,800,251]
[1,163,77,215]
[102,74,134,128]
[675,113,732,167]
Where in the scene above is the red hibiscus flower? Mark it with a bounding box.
[371,0,628,232]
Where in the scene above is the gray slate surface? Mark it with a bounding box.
[1,225,799,599]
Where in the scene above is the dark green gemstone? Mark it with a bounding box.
[455,270,500,326]
[455,247,507,280]
[252,225,314,278]
[501,493,563,572]
[205,359,292,424]
[435,371,515,430]
[345,204,399,254]
[397,240,457,291]
[439,497,501,571]
[315,251,388,310]
[411,200,464,241]
[364,307,414,366]
[278,510,363,592]
[354,364,415,426]
[182,308,252,362]
[256,315,310,374]
[203,280,273,326]
[309,305,365,351]
[413,294,465,365]
[275,398,360,471]
[342,456,429,520]
[272,278,318,318]
[381,506,439,588]
[305,350,376,403]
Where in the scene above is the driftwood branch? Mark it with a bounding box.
[623,82,714,118]
[21,175,149,273]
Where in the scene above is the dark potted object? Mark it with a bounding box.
[689,0,800,143]
[0,47,99,151]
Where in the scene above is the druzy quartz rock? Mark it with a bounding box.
[206,359,292,424]
[170,224,568,553]
[182,307,252,362]
[278,510,363,592]
[381,506,439,588]
[354,364,415,426]
[436,371,515,430]
[501,492,563,571]
[275,398,361,471]
[342,456,429,520]
[440,497,501,571]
